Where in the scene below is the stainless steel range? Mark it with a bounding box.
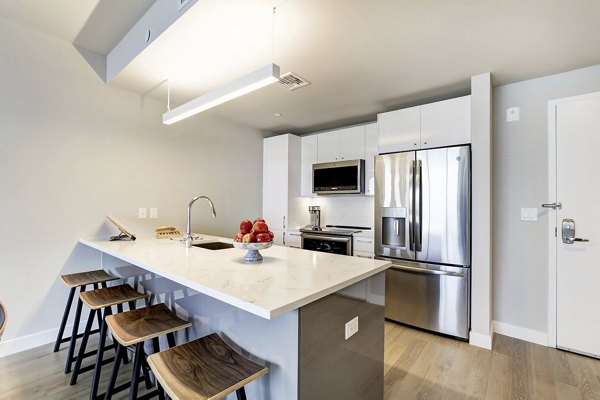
[300,225,363,256]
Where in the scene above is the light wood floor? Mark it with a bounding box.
[384,322,600,399]
[1,322,599,399]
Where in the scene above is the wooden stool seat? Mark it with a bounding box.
[148,333,268,400]
[102,304,191,399]
[106,303,191,346]
[60,269,118,288]
[80,284,148,310]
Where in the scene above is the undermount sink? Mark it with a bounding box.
[192,242,234,250]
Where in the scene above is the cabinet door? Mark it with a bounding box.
[317,131,339,162]
[263,136,288,230]
[420,95,471,149]
[271,229,285,246]
[301,135,318,197]
[338,125,365,160]
[377,106,421,154]
[364,123,378,196]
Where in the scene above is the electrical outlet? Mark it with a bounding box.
[345,316,359,340]
[507,107,520,122]
[150,208,158,219]
[138,207,147,219]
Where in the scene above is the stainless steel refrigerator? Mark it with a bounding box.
[375,145,470,339]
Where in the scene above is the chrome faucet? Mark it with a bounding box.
[184,195,217,248]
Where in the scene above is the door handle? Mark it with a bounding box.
[562,218,590,244]
[542,202,562,210]
[390,264,465,278]
[393,219,400,236]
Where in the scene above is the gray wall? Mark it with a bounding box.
[493,64,600,334]
[0,17,264,351]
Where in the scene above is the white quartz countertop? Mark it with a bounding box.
[79,235,390,320]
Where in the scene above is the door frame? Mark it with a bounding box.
[547,91,600,348]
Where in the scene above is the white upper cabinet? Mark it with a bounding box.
[300,135,318,197]
[377,95,471,153]
[317,131,339,162]
[378,106,420,154]
[338,126,366,160]
[364,123,378,196]
[317,126,366,162]
[263,134,300,244]
[420,95,471,149]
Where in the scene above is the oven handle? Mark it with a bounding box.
[301,234,351,243]
[390,264,465,278]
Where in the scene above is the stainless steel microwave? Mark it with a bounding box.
[312,159,365,194]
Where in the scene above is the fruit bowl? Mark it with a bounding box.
[233,241,273,263]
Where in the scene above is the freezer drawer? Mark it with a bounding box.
[384,262,470,339]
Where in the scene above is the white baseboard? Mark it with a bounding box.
[469,330,493,349]
[0,321,88,358]
[493,320,548,346]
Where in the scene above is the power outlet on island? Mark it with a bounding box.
[345,316,359,340]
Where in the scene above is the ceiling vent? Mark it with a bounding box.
[277,72,311,91]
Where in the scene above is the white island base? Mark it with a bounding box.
[80,236,389,400]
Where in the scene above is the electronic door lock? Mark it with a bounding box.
[562,218,590,244]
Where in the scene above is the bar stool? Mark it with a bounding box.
[147,333,268,400]
[103,303,192,399]
[0,301,7,340]
[69,284,149,396]
[56,269,118,373]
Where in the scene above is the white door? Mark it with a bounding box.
[552,94,600,357]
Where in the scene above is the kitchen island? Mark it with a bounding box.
[79,235,390,400]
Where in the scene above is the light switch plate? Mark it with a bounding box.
[507,107,520,122]
[345,316,359,340]
[521,208,537,221]
[138,207,147,219]
[150,208,158,219]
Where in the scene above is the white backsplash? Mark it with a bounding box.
[289,195,374,230]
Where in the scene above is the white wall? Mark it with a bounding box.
[492,64,600,342]
[0,18,265,355]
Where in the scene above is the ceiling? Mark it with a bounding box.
[2,0,600,134]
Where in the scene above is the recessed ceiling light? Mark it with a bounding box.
[274,113,282,117]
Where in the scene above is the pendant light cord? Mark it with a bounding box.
[167,79,171,112]
[272,6,276,63]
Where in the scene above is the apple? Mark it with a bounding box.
[255,233,271,243]
[240,219,253,235]
[254,217,265,224]
[253,221,268,233]
[268,230,274,239]
[242,232,256,243]
[233,233,243,242]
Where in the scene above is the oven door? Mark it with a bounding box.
[301,234,352,256]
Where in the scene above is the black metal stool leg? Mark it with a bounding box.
[104,343,126,400]
[141,356,153,390]
[129,342,145,400]
[166,332,176,349]
[157,381,166,400]
[54,287,76,352]
[90,307,112,400]
[70,308,96,385]
[65,285,87,373]
[236,387,247,400]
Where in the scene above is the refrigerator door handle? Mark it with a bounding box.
[414,159,422,252]
[409,160,415,251]
[391,264,466,278]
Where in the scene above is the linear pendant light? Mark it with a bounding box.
[163,63,280,125]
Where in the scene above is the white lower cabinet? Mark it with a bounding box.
[284,230,302,248]
[353,233,374,258]
[270,229,285,246]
